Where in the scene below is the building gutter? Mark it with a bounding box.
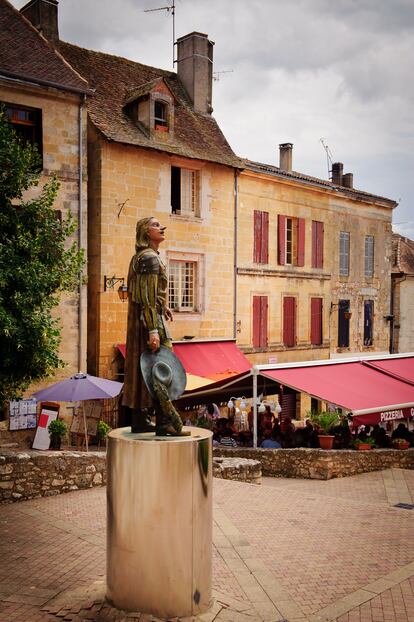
[0,69,91,95]
[78,94,86,374]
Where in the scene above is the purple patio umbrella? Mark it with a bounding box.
[31,374,123,452]
[31,373,123,402]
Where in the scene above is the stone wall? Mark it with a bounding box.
[213,457,261,484]
[213,447,414,480]
[0,450,106,503]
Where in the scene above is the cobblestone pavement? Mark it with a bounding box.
[0,468,413,622]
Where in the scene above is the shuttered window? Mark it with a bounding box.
[338,300,350,347]
[364,236,374,279]
[312,221,324,268]
[364,300,374,346]
[283,296,296,347]
[278,215,305,266]
[310,298,323,345]
[252,296,268,348]
[171,166,200,216]
[339,231,350,276]
[253,211,269,263]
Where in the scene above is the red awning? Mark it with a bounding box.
[362,357,414,386]
[261,360,414,417]
[172,340,251,379]
[117,343,126,358]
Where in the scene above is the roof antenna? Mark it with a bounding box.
[213,69,234,81]
[320,138,333,180]
[144,1,176,68]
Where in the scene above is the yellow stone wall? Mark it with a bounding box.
[89,135,236,377]
[0,83,87,394]
[236,169,393,366]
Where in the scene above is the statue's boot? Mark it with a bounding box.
[130,408,155,433]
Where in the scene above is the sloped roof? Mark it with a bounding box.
[58,41,241,169]
[392,233,414,275]
[0,0,89,94]
[245,159,397,207]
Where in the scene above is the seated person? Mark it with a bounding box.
[260,429,281,449]
[219,428,238,448]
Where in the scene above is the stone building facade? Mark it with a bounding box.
[391,233,414,353]
[236,145,396,366]
[0,0,89,387]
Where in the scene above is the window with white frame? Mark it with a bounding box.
[171,166,200,216]
[339,231,350,276]
[364,235,374,279]
[168,259,197,311]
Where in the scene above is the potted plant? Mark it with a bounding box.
[309,411,340,449]
[97,419,111,447]
[393,438,410,450]
[48,418,68,450]
[353,437,376,451]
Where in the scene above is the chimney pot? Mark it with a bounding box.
[331,162,343,185]
[20,0,59,43]
[342,173,354,189]
[176,32,214,114]
[279,143,293,172]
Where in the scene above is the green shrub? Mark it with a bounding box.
[48,418,68,438]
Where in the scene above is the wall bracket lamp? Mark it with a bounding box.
[104,275,128,302]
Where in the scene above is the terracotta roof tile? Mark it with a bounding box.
[0,0,89,94]
[58,41,241,169]
[245,159,397,207]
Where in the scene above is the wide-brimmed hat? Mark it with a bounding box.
[140,346,187,400]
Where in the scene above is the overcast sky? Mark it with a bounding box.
[12,0,414,238]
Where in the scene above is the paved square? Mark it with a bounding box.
[0,468,413,621]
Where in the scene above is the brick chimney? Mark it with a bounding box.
[331,162,343,186]
[20,0,59,43]
[279,143,293,172]
[176,32,214,114]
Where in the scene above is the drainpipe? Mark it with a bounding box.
[253,366,258,448]
[78,94,86,374]
[233,169,239,339]
[390,274,406,353]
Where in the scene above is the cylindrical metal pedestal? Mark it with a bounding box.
[106,427,212,618]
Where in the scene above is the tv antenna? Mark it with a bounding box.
[144,1,176,68]
[213,69,234,81]
[320,137,333,180]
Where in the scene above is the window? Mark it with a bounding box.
[339,231,350,276]
[278,215,305,266]
[168,260,197,311]
[171,166,200,216]
[312,221,324,269]
[283,296,297,347]
[154,100,168,129]
[364,235,374,279]
[4,103,42,156]
[252,296,268,348]
[364,300,374,346]
[253,211,269,263]
[310,298,323,345]
[338,300,350,347]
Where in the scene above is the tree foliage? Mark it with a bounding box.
[0,107,85,407]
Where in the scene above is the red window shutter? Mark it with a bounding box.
[253,296,261,347]
[260,296,268,347]
[278,215,286,265]
[253,211,261,262]
[283,297,296,347]
[297,218,305,267]
[312,221,324,268]
[261,212,269,263]
[311,297,323,345]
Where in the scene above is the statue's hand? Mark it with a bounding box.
[148,331,160,352]
[164,307,173,321]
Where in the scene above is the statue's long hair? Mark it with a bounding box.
[135,216,155,253]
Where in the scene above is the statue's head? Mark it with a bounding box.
[135,216,155,252]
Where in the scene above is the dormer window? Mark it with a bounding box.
[154,101,168,130]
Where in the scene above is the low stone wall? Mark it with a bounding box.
[213,447,414,480]
[213,457,261,484]
[0,450,106,503]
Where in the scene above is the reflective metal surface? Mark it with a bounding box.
[106,427,213,617]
